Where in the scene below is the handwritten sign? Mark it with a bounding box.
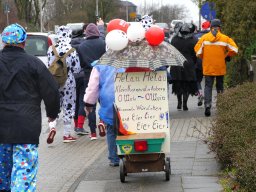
[115,71,170,153]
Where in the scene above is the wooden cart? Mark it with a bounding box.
[114,105,171,183]
[116,132,171,183]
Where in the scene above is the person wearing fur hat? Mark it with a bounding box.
[0,23,60,192]
[170,23,198,111]
[47,25,81,143]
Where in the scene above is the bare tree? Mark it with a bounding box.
[42,0,120,31]
[13,0,46,30]
[138,3,188,25]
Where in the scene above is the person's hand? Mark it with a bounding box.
[48,118,57,129]
[97,18,104,26]
[225,56,231,62]
[84,106,93,116]
[48,117,55,122]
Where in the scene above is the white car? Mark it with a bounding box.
[24,32,57,66]
[66,23,84,32]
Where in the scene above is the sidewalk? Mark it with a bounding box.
[37,86,222,192]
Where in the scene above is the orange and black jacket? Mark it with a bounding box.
[194,30,238,76]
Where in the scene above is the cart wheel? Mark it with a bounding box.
[165,157,171,181]
[123,158,128,176]
[120,159,126,183]
[166,157,171,175]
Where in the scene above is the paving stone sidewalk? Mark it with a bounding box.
[37,84,222,192]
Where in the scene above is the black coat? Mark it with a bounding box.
[77,36,106,80]
[170,36,198,95]
[170,36,197,81]
[0,46,60,144]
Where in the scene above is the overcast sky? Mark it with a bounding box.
[128,0,200,22]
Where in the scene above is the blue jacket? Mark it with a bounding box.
[84,64,124,125]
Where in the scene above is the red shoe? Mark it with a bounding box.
[47,128,56,144]
[63,135,77,143]
[98,121,106,137]
[90,133,98,141]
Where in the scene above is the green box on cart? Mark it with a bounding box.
[116,132,166,155]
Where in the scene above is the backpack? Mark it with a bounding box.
[49,46,75,87]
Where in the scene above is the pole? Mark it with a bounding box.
[161,0,163,22]
[6,11,9,25]
[199,0,202,31]
[126,1,128,22]
[96,0,99,16]
[5,0,10,26]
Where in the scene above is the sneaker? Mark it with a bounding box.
[47,128,56,144]
[205,107,211,117]
[198,95,204,106]
[90,133,97,141]
[98,121,106,137]
[63,135,77,143]
[109,162,119,167]
[74,128,89,135]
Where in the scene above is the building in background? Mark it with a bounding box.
[118,1,137,21]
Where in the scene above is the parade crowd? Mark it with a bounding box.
[0,16,238,191]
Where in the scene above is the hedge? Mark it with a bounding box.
[210,82,256,192]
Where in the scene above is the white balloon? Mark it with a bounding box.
[127,22,145,43]
[105,30,128,51]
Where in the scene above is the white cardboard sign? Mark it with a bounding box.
[114,71,170,153]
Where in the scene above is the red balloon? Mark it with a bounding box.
[145,26,165,46]
[107,19,129,33]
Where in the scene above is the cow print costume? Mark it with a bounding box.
[47,25,81,137]
[140,15,154,30]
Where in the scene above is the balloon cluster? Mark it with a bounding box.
[106,18,165,51]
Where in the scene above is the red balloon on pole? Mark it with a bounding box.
[145,26,165,46]
[107,19,129,33]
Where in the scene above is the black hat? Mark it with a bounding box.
[210,19,221,27]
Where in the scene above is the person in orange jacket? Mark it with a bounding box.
[194,19,238,117]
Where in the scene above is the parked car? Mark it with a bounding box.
[155,22,170,38]
[66,23,84,32]
[0,35,3,50]
[24,32,56,66]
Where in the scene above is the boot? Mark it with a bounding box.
[183,93,189,111]
[177,94,182,110]
[205,107,211,117]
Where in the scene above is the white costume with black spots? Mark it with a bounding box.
[140,15,154,30]
[47,26,81,136]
